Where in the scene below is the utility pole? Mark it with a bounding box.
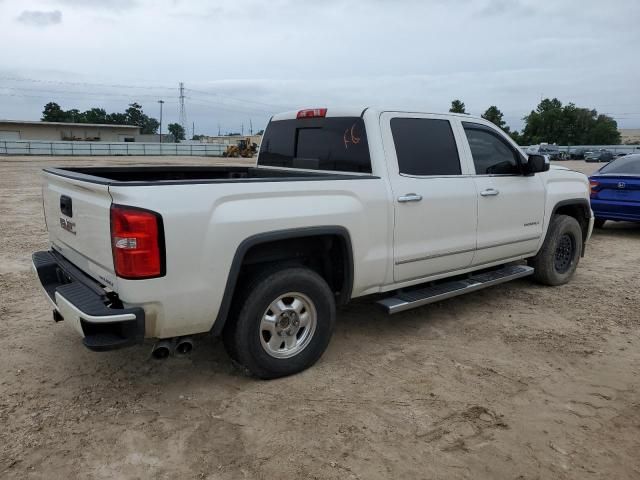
[249,119,253,135]
[158,100,164,143]
[179,82,187,134]
[192,121,195,140]
[241,123,244,136]
[218,124,221,136]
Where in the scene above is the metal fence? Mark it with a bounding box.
[0,140,227,157]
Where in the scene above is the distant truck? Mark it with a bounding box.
[33,107,593,378]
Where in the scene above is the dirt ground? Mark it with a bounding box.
[0,156,638,480]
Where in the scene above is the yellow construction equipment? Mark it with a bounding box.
[222,138,258,158]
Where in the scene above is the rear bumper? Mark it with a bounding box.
[32,250,145,351]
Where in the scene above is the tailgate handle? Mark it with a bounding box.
[60,195,73,217]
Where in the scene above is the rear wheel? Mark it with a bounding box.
[530,215,583,286]
[594,218,606,229]
[223,267,335,379]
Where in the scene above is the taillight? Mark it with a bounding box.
[110,205,164,279]
[297,108,327,119]
[589,180,600,198]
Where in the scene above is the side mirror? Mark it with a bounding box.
[524,154,549,175]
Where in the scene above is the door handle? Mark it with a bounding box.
[398,193,423,203]
[480,188,500,197]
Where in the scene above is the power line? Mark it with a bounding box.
[186,87,292,110]
[0,75,175,91]
[0,74,291,111]
[0,91,175,104]
[0,85,173,100]
[185,97,276,115]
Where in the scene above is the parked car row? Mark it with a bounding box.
[528,144,635,162]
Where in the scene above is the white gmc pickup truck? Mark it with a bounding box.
[33,107,593,378]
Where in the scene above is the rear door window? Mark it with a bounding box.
[390,118,461,176]
[259,117,371,173]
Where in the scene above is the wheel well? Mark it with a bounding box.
[554,202,590,243]
[212,229,353,336]
[240,234,350,299]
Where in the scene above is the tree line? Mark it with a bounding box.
[448,98,621,145]
[40,98,621,146]
[41,102,186,141]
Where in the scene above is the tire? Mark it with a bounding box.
[223,266,336,379]
[530,215,583,286]
[594,218,606,229]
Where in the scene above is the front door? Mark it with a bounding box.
[381,113,478,283]
[460,121,545,266]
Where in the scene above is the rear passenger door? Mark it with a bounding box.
[381,113,478,283]
[460,121,545,266]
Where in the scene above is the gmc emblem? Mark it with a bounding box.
[60,217,76,235]
[618,182,626,189]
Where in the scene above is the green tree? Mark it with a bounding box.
[125,102,145,125]
[481,105,510,133]
[107,112,127,125]
[591,114,620,144]
[509,130,523,145]
[83,107,108,124]
[521,98,620,145]
[449,99,466,114]
[123,103,158,133]
[40,102,160,132]
[141,117,160,135]
[168,123,185,142]
[65,109,83,123]
[41,102,67,122]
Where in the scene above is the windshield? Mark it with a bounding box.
[258,117,372,173]
[598,154,640,175]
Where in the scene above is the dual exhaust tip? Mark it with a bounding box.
[152,336,193,359]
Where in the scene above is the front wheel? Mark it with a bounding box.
[530,215,583,286]
[223,267,336,379]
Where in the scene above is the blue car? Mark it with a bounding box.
[589,153,640,227]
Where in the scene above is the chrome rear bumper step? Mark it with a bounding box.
[377,265,534,314]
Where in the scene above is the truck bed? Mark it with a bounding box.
[44,166,374,186]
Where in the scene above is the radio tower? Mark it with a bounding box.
[178,82,187,135]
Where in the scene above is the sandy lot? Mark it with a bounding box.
[0,157,638,479]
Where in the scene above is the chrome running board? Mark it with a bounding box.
[377,265,534,314]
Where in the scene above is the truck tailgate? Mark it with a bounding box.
[42,171,116,287]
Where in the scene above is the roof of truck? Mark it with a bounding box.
[270,107,486,122]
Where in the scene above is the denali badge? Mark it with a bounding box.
[60,218,77,235]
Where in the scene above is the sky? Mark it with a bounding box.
[1,0,639,136]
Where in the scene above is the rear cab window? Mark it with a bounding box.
[258,117,372,173]
[390,118,461,176]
